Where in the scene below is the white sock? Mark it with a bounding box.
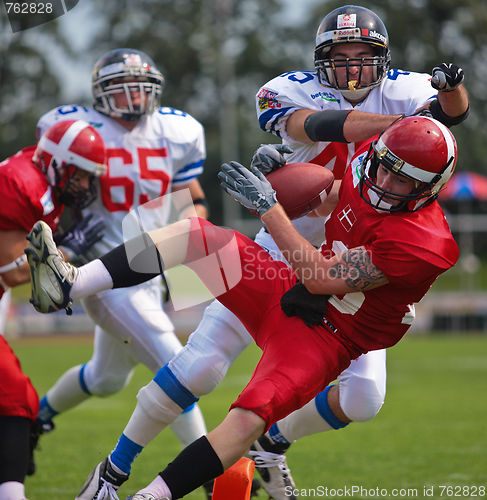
[274,398,334,442]
[169,404,207,448]
[71,259,113,300]
[0,481,27,500]
[136,475,172,499]
[44,365,91,413]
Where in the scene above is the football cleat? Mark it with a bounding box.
[76,457,128,500]
[25,220,78,315]
[125,495,169,500]
[249,435,297,500]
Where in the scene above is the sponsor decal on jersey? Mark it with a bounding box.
[257,88,281,111]
[337,204,357,232]
[337,13,356,29]
[369,30,387,44]
[40,186,55,215]
[310,91,340,102]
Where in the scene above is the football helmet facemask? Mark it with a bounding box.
[359,116,457,212]
[92,48,164,121]
[315,5,391,103]
[33,120,107,209]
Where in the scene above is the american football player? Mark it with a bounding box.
[34,47,213,498]
[25,116,460,500]
[0,119,107,500]
[25,7,468,499]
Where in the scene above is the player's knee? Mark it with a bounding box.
[87,373,131,397]
[340,376,386,422]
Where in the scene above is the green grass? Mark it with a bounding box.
[11,333,487,499]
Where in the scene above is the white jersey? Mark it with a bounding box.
[256,68,437,244]
[37,105,206,258]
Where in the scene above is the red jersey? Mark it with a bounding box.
[0,146,64,299]
[321,142,459,352]
[0,146,64,232]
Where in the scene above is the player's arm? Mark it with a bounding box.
[415,63,469,126]
[173,178,209,220]
[261,203,388,294]
[0,230,31,287]
[286,109,403,144]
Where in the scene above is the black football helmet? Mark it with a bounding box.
[314,5,391,102]
[92,48,164,121]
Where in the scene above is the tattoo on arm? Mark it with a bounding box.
[329,246,388,291]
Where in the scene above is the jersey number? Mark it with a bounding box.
[100,148,170,212]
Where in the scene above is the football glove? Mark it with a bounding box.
[57,213,105,262]
[280,282,331,327]
[218,161,277,216]
[431,63,464,92]
[250,143,293,175]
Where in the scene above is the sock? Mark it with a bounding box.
[71,259,113,300]
[37,396,58,424]
[160,436,223,499]
[135,475,172,499]
[109,434,142,475]
[41,365,91,415]
[271,385,348,443]
[0,481,27,500]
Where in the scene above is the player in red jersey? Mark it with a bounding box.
[0,119,106,500]
[26,116,458,500]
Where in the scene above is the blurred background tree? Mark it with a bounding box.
[1,0,486,226]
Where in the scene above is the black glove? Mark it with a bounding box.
[250,144,293,175]
[58,213,105,262]
[431,63,464,92]
[280,282,330,327]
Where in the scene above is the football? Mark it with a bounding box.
[267,162,335,219]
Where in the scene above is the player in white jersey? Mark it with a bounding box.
[59,9,468,500]
[34,48,213,497]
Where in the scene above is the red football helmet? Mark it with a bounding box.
[360,116,457,212]
[33,120,107,208]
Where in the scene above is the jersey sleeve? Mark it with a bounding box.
[256,71,324,139]
[172,115,206,187]
[367,230,458,288]
[37,105,93,139]
[381,70,438,116]
[0,175,39,231]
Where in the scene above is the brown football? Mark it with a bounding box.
[266,162,335,219]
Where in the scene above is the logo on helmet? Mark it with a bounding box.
[337,14,356,29]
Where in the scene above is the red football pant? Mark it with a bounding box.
[185,218,358,429]
[0,336,39,421]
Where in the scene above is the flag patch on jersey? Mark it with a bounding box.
[40,186,55,215]
[257,88,281,111]
[337,204,357,232]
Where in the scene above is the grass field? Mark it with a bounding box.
[11,332,487,499]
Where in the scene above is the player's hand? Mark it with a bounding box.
[411,104,433,118]
[58,213,105,262]
[250,143,293,175]
[218,161,277,216]
[431,63,464,92]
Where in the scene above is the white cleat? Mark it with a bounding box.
[25,220,78,315]
[249,435,297,500]
[76,458,129,500]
